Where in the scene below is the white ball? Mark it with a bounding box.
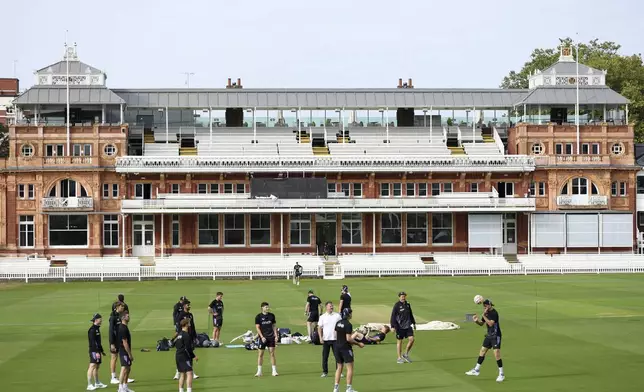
[473,295,484,304]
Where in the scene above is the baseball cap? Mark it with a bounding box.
[91,313,102,322]
[308,289,314,294]
[398,291,407,296]
[483,299,494,306]
[342,285,349,292]
[180,296,189,302]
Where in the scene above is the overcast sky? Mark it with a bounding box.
[3,0,642,90]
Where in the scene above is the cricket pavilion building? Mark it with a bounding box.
[0,46,638,261]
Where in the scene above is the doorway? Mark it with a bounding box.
[502,213,517,254]
[316,213,337,256]
[132,214,155,257]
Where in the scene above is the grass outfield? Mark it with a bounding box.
[1,275,644,392]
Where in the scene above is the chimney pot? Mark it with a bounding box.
[398,78,403,88]
[408,78,413,88]
[227,78,232,87]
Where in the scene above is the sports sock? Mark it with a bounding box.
[272,365,277,372]
[112,372,117,379]
[179,388,184,392]
[257,365,262,373]
[187,388,192,392]
[497,359,504,374]
[88,376,93,386]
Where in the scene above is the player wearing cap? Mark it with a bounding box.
[174,301,199,380]
[117,311,133,392]
[254,302,278,377]
[109,302,126,384]
[332,308,364,392]
[293,262,303,286]
[305,290,322,339]
[112,294,129,313]
[87,313,107,390]
[339,285,352,313]
[173,296,189,329]
[465,299,504,382]
[208,292,224,344]
[318,301,342,378]
[390,291,416,364]
[175,318,198,392]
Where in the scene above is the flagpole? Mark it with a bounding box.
[575,35,580,155]
[65,31,70,157]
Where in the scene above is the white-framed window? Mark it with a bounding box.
[103,184,109,199]
[432,213,453,245]
[591,143,600,155]
[103,184,119,199]
[406,183,415,197]
[198,214,219,246]
[341,183,350,197]
[104,144,117,156]
[555,143,563,155]
[134,183,152,199]
[620,182,627,196]
[418,183,427,197]
[103,214,119,247]
[210,183,219,194]
[28,184,35,199]
[381,213,402,245]
[198,184,208,194]
[250,214,271,246]
[21,144,34,157]
[392,183,402,197]
[46,144,64,157]
[172,214,180,247]
[72,143,92,156]
[531,143,544,155]
[341,213,362,245]
[48,179,88,198]
[327,183,336,194]
[406,213,427,245]
[352,183,362,198]
[431,183,441,196]
[443,183,453,193]
[561,177,599,195]
[612,181,627,197]
[581,143,590,154]
[611,143,624,155]
[530,182,546,197]
[290,214,311,245]
[224,183,233,194]
[236,183,245,194]
[18,184,25,199]
[380,183,390,197]
[49,215,88,247]
[470,183,479,193]
[224,214,245,246]
[171,184,180,194]
[565,143,573,154]
[112,184,119,198]
[19,215,34,248]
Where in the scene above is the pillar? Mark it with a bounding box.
[119,104,124,124]
[280,214,284,258]
[101,105,106,125]
[372,213,376,255]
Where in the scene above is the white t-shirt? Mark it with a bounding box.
[318,312,342,341]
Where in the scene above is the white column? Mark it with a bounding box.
[603,105,607,121]
[385,107,389,142]
[537,105,541,124]
[121,214,126,258]
[119,104,124,125]
[209,107,213,143]
[597,212,602,254]
[280,214,284,258]
[165,107,169,144]
[429,107,433,142]
[323,111,327,142]
[527,213,531,254]
[34,105,38,125]
[160,214,164,258]
[101,105,106,125]
[253,107,257,142]
[472,107,476,144]
[298,108,302,136]
[372,213,376,255]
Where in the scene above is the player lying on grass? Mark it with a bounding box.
[351,325,391,345]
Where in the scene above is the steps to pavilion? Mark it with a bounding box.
[336,136,350,143]
[482,134,495,143]
[504,254,519,263]
[179,147,198,156]
[143,128,155,144]
[296,130,311,144]
[313,146,330,155]
[448,146,466,155]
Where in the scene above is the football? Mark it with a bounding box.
[473,295,484,304]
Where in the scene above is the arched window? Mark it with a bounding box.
[48,179,88,198]
[560,177,599,196]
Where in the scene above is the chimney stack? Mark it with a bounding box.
[408,78,413,88]
[227,78,232,88]
[237,78,242,88]
[398,78,403,88]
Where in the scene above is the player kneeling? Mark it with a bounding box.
[175,318,198,392]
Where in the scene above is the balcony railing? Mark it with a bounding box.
[535,155,611,166]
[44,156,94,165]
[556,195,608,208]
[116,155,535,173]
[41,197,94,210]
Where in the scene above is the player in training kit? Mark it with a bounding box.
[333,309,364,392]
[109,302,126,384]
[87,313,107,390]
[117,312,134,392]
[390,291,416,364]
[305,290,322,339]
[174,301,199,380]
[208,292,224,344]
[112,294,129,313]
[318,301,342,377]
[465,299,505,382]
[254,302,279,377]
[339,285,352,313]
[175,318,198,392]
[173,296,188,329]
[293,262,303,285]
[353,325,391,345]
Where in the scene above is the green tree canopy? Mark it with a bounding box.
[0,123,7,157]
[501,38,644,141]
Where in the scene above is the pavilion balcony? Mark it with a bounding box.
[43,156,94,165]
[534,155,611,166]
[115,155,535,174]
[556,195,608,209]
[41,197,94,210]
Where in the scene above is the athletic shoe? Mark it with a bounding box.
[110,378,119,385]
[194,374,199,380]
[95,382,107,389]
[496,374,505,382]
[86,385,96,391]
[125,387,135,392]
[173,374,179,380]
[396,358,405,364]
[402,353,412,363]
[321,373,328,378]
[127,379,135,383]
[346,388,358,392]
[254,372,262,377]
[465,369,480,376]
[272,371,279,377]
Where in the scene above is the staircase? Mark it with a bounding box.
[296,131,311,144]
[313,146,330,155]
[323,257,344,279]
[143,128,155,144]
[482,134,495,143]
[504,254,519,263]
[179,147,197,156]
[336,135,350,143]
[448,146,465,155]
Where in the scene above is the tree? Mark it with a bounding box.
[501,38,644,141]
[0,123,8,157]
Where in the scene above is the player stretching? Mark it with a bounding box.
[333,309,364,392]
[87,313,107,390]
[175,318,198,392]
[117,312,134,392]
[465,299,505,382]
[208,292,224,344]
[293,262,303,286]
[254,302,279,377]
[305,290,322,339]
[390,291,416,364]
